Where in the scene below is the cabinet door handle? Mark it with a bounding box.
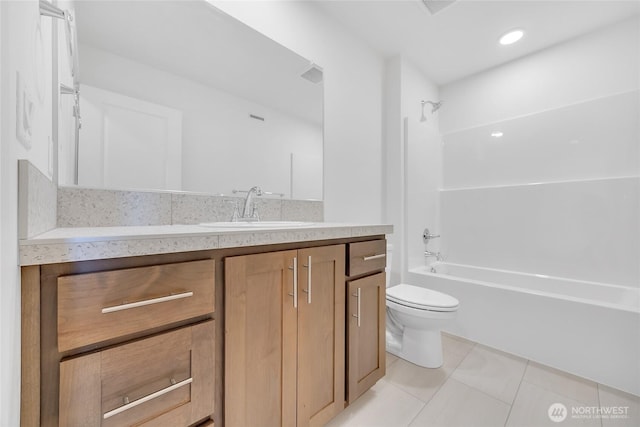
[101,291,193,314]
[352,287,361,327]
[302,255,311,304]
[363,253,386,261]
[103,377,193,419]
[288,257,298,309]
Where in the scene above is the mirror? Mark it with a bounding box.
[57,0,323,200]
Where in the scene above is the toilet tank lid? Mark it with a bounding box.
[387,284,459,309]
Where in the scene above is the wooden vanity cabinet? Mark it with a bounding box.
[22,256,218,427]
[346,240,387,403]
[225,245,346,427]
[22,234,388,427]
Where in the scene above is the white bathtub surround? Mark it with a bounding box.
[407,264,640,396]
[55,185,324,228]
[328,336,640,427]
[440,98,639,286]
[442,90,639,189]
[436,19,640,288]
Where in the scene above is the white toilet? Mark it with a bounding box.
[385,248,459,368]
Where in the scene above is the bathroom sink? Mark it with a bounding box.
[199,221,315,228]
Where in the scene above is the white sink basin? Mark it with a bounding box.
[199,221,315,228]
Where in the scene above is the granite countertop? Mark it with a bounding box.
[19,223,393,266]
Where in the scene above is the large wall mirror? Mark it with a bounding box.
[57,0,323,200]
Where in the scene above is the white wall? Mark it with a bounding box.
[211,0,384,222]
[400,60,441,273]
[383,57,403,284]
[384,56,441,282]
[1,1,55,424]
[439,17,640,286]
[75,44,323,199]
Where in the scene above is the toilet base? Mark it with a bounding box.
[386,326,444,369]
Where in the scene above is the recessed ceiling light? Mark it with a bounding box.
[491,131,504,138]
[499,29,524,46]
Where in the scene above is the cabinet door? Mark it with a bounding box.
[297,245,345,427]
[347,272,386,403]
[225,251,298,427]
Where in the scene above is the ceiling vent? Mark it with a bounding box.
[421,0,457,15]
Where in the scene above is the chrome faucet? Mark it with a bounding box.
[239,186,262,220]
[424,250,443,262]
[423,228,442,261]
[422,228,440,243]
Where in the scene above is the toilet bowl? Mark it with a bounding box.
[385,244,459,368]
[385,284,459,368]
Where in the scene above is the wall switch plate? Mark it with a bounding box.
[16,72,34,149]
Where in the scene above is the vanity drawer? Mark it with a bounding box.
[59,321,215,427]
[58,259,215,352]
[347,240,386,277]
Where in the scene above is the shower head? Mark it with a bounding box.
[420,100,443,122]
[422,100,443,113]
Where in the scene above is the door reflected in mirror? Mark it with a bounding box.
[57,0,323,200]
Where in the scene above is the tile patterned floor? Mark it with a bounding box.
[326,334,640,427]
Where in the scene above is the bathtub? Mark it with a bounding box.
[406,262,640,396]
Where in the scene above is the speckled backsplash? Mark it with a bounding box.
[18,160,58,239]
[57,186,323,228]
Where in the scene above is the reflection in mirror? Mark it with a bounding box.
[57,0,323,200]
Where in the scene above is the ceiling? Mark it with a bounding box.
[312,0,640,85]
[74,1,323,125]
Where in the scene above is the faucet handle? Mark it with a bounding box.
[251,206,260,220]
[423,228,441,243]
[262,191,285,197]
[232,186,264,196]
[226,199,240,222]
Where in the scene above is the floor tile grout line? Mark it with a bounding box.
[447,375,518,408]
[406,400,427,427]
[521,378,601,407]
[415,341,476,405]
[503,359,530,427]
[380,379,428,427]
[386,343,476,411]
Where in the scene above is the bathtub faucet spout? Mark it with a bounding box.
[424,251,443,262]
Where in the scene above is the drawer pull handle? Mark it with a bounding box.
[103,377,193,419]
[352,288,361,327]
[101,291,194,314]
[363,253,386,261]
[288,257,298,309]
[302,256,311,304]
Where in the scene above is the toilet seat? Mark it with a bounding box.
[386,284,459,312]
